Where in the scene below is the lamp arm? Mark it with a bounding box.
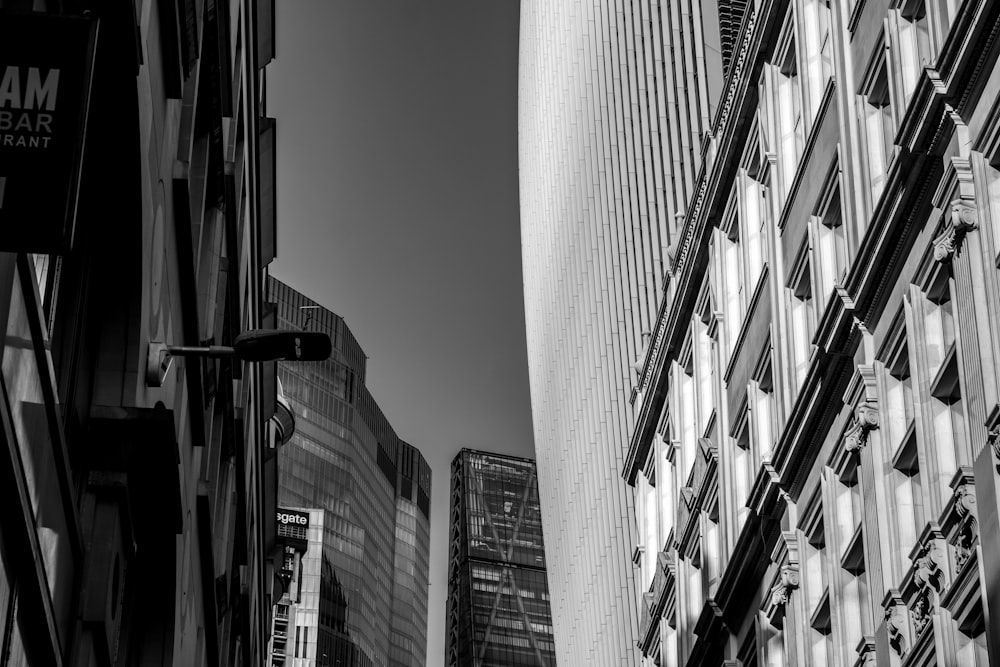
[166,345,237,358]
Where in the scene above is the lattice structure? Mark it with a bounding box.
[445,450,557,667]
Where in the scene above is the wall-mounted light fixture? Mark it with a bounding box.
[146,329,332,387]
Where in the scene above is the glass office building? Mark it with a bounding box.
[268,278,432,667]
[445,449,556,666]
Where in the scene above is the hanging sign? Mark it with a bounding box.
[0,12,96,253]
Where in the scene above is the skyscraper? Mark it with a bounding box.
[518,1,712,664]
[522,0,1000,666]
[268,277,432,667]
[445,449,556,667]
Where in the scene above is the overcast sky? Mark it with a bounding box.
[266,1,529,663]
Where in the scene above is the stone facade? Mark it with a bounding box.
[625,0,1000,665]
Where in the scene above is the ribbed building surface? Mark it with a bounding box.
[445,449,556,667]
[268,278,432,667]
[518,1,717,664]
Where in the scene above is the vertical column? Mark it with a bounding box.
[930,129,1000,663]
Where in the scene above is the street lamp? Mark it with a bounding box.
[145,329,332,387]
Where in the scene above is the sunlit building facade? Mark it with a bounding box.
[518,1,715,664]
[523,0,1000,666]
[622,0,1000,666]
[268,278,432,667]
[445,449,556,667]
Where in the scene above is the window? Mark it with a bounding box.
[693,302,716,434]
[676,354,697,475]
[882,317,923,572]
[717,198,744,359]
[859,55,895,212]
[637,464,659,590]
[787,242,816,389]
[920,266,970,488]
[771,19,805,199]
[802,0,833,123]
[731,403,753,532]
[801,493,832,667]
[955,601,990,666]
[739,158,769,294]
[654,429,677,550]
[702,497,722,598]
[895,1,932,100]
[833,470,872,651]
[2,259,74,647]
[750,353,777,463]
[811,169,848,295]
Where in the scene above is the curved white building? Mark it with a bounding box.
[518,1,718,663]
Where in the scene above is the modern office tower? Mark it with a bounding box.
[518,2,714,664]
[445,449,557,667]
[268,277,432,667]
[0,1,285,666]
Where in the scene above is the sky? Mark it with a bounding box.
[266,1,529,664]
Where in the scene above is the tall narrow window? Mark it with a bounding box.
[703,497,722,598]
[812,170,848,296]
[895,2,932,100]
[773,23,804,199]
[835,470,872,652]
[751,354,777,463]
[719,200,744,358]
[732,403,753,532]
[740,162,768,293]
[802,497,832,667]
[883,320,923,571]
[787,243,816,389]
[922,267,968,497]
[694,310,716,434]
[677,356,698,475]
[859,56,894,212]
[802,0,833,122]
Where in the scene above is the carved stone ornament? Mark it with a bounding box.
[769,565,800,608]
[910,589,932,638]
[954,483,978,519]
[912,541,946,593]
[844,402,880,453]
[952,483,979,574]
[933,227,957,263]
[954,518,978,575]
[989,425,1000,473]
[934,199,979,263]
[885,602,908,657]
[951,198,978,232]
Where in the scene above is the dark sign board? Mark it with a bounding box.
[0,12,96,254]
[276,509,309,529]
